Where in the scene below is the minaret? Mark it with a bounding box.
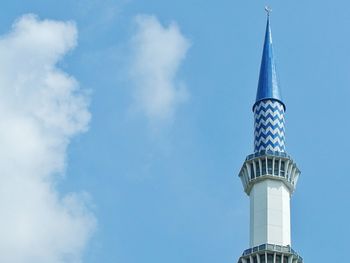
[237,10,303,263]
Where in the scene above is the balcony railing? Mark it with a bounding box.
[241,243,303,261]
[246,150,290,161]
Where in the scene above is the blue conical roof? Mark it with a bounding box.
[254,16,285,110]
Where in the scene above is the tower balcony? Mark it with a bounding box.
[238,150,300,195]
[237,243,303,263]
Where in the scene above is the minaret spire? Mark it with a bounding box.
[253,13,286,153]
[254,10,285,110]
[236,8,303,263]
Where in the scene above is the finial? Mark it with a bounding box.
[265,6,272,16]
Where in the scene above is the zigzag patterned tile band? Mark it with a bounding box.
[254,100,285,152]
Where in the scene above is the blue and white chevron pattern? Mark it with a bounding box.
[254,100,285,152]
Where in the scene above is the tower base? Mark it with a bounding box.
[237,244,303,263]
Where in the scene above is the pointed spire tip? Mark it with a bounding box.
[264,6,272,16]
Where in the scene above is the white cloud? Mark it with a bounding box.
[0,14,95,262]
[129,15,190,122]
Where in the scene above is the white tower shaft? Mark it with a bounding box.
[250,179,291,247]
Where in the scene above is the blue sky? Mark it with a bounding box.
[0,0,348,262]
